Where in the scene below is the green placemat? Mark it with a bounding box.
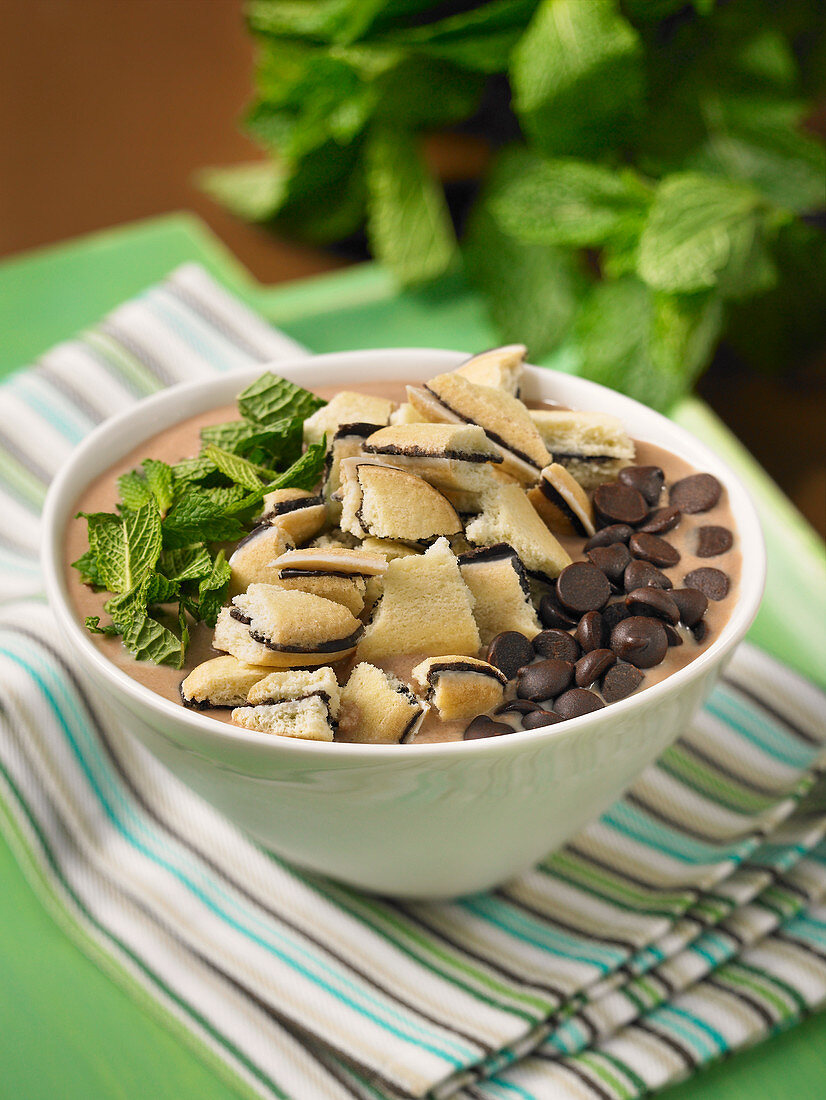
[0,213,823,1100]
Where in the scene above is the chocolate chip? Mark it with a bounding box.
[539,591,578,629]
[522,709,564,729]
[576,611,606,652]
[610,616,669,668]
[533,629,581,663]
[516,659,575,702]
[638,507,681,535]
[593,483,649,527]
[464,715,512,740]
[556,562,611,614]
[601,661,644,703]
[554,688,606,719]
[670,473,722,514]
[692,620,709,643]
[603,602,631,632]
[696,525,733,558]
[671,587,708,627]
[575,648,616,687]
[664,624,683,647]
[487,631,534,680]
[625,587,680,624]
[619,465,665,506]
[624,560,673,592]
[584,524,633,550]
[628,533,681,568]
[587,543,632,586]
[495,699,539,715]
[683,567,729,601]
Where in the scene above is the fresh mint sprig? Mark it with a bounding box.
[74,372,327,667]
[200,0,825,411]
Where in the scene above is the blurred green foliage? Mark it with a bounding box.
[200,0,826,410]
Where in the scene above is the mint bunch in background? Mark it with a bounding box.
[74,373,326,667]
[200,0,825,411]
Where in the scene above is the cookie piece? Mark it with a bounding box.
[407,373,550,484]
[308,530,361,551]
[363,422,501,514]
[528,462,596,538]
[357,537,480,660]
[229,585,362,663]
[451,344,526,396]
[303,391,394,447]
[358,539,420,613]
[271,546,387,576]
[180,655,271,709]
[528,409,634,489]
[259,489,327,545]
[389,402,428,425]
[338,459,462,544]
[360,537,423,562]
[267,545,387,615]
[323,421,391,518]
[458,544,540,645]
[412,656,507,721]
[465,471,572,582]
[246,666,341,716]
[213,607,292,667]
[337,663,426,744]
[232,696,335,742]
[228,523,294,595]
[270,573,367,616]
[362,422,502,493]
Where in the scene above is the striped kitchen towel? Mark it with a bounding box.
[1,264,825,1100]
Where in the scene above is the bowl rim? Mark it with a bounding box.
[42,347,766,760]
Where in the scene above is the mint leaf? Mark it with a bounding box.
[510,0,643,156]
[199,486,251,510]
[200,419,263,453]
[171,454,219,484]
[104,579,150,626]
[158,545,213,582]
[121,613,185,668]
[203,444,268,493]
[199,417,303,468]
[72,550,104,588]
[162,493,247,549]
[117,471,153,511]
[365,127,457,285]
[372,57,484,121]
[230,435,328,516]
[198,551,231,628]
[688,96,826,214]
[83,506,162,595]
[649,290,724,401]
[237,373,325,425]
[637,174,765,294]
[489,153,651,248]
[178,605,190,660]
[145,573,181,605]
[383,0,539,74]
[464,152,586,358]
[572,276,723,411]
[196,161,289,223]
[143,459,174,516]
[85,616,119,636]
[265,437,328,494]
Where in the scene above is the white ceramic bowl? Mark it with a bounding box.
[42,349,765,898]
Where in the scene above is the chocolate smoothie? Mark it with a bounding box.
[66,378,741,743]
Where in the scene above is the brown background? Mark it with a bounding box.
[1,0,824,535]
